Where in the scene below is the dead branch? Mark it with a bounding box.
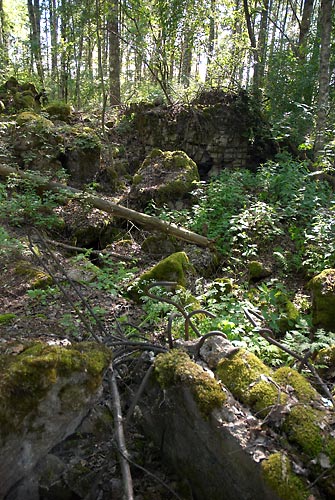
[0,163,213,247]
[108,368,134,500]
[44,237,135,261]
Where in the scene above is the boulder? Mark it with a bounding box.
[308,268,335,331]
[128,149,199,210]
[0,341,111,499]
[45,101,72,122]
[128,251,194,301]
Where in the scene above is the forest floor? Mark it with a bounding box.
[0,217,191,499]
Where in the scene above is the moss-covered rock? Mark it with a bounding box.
[141,234,179,256]
[0,341,111,499]
[248,260,272,280]
[283,405,324,457]
[216,349,271,402]
[16,111,53,128]
[276,300,300,334]
[128,149,199,210]
[261,452,309,500]
[13,90,39,111]
[308,269,335,331]
[14,259,52,289]
[314,345,335,378]
[154,349,226,417]
[128,251,194,301]
[45,101,72,122]
[247,378,287,416]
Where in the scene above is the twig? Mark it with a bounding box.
[44,237,135,261]
[108,367,134,500]
[144,282,203,338]
[125,364,154,426]
[167,312,182,348]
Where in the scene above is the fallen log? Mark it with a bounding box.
[0,164,213,248]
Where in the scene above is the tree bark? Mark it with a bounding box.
[108,0,121,105]
[49,0,58,82]
[27,0,44,82]
[0,164,213,248]
[314,0,332,158]
[298,0,314,52]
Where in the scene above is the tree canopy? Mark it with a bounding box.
[0,0,334,163]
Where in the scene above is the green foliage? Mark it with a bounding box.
[302,206,335,274]
[0,226,23,257]
[152,158,334,276]
[0,173,65,229]
[71,253,138,296]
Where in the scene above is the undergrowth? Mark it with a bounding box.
[152,156,334,274]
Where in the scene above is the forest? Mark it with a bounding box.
[0,1,335,500]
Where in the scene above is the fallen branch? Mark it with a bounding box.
[0,164,213,248]
[108,368,134,500]
[44,237,135,262]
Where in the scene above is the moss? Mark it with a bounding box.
[13,91,39,110]
[261,452,308,500]
[0,342,111,438]
[247,379,287,416]
[132,173,143,185]
[277,300,300,333]
[273,367,318,403]
[0,313,17,325]
[216,349,271,402]
[134,149,199,207]
[283,405,324,457]
[16,111,53,127]
[248,260,271,280]
[308,269,335,330]
[14,260,52,289]
[45,101,72,122]
[129,251,193,301]
[154,350,226,418]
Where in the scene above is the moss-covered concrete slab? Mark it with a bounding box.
[136,344,333,499]
[0,341,111,499]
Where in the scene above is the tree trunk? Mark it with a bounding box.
[108,0,121,105]
[49,0,58,82]
[314,0,332,158]
[60,0,69,101]
[180,29,193,87]
[27,0,44,82]
[206,0,216,83]
[298,0,314,53]
[0,164,212,248]
[0,0,8,69]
